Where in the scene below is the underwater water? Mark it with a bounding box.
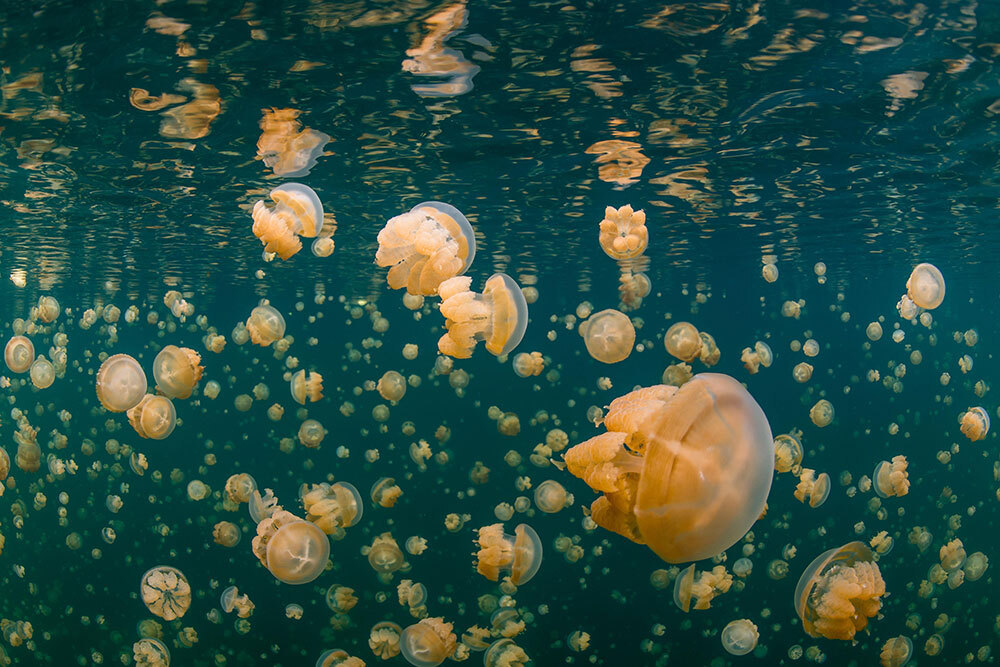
[0,0,998,665]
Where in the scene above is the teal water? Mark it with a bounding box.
[0,0,997,665]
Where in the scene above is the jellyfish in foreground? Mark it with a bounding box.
[152,345,203,399]
[140,566,192,621]
[563,373,773,562]
[880,636,913,667]
[598,204,648,260]
[581,309,635,364]
[959,407,989,442]
[251,183,323,260]
[873,455,910,497]
[474,523,542,585]
[133,638,170,667]
[96,354,148,413]
[794,469,831,508]
[399,617,457,666]
[251,510,330,584]
[437,273,528,359]
[375,201,475,296]
[905,262,945,310]
[127,394,177,440]
[4,336,34,373]
[794,541,885,640]
[290,370,324,404]
[245,303,286,346]
[301,482,364,534]
[721,619,759,656]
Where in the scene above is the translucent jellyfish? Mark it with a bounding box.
[809,399,834,427]
[4,336,34,373]
[959,407,989,442]
[256,107,330,178]
[483,638,530,667]
[226,473,257,504]
[581,309,635,364]
[220,586,255,618]
[133,638,170,667]
[370,621,403,659]
[14,420,40,472]
[906,263,945,309]
[866,322,883,341]
[92,351,147,414]
[301,482,364,534]
[437,273,528,359]
[673,564,732,611]
[662,363,693,387]
[880,636,913,667]
[377,371,407,401]
[473,523,543,584]
[0,446,8,481]
[252,510,330,584]
[28,356,54,389]
[533,480,571,513]
[792,362,813,383]
[873,455,910,497]
[512,351,545,378]
[315,649,365,667]
[127,395,177,440]
[298,419,326,448]
[213,521,241,547]
[762,263,778,283]
[399,618,457,667]
[152,345,203,399]
[563,374,773,562]
[290,370,324,404]
[721,619,759,656]
[664,322,701,362]
[598,204,648,260]
[794,469,831,508]
[140,566,192,621]
[740,342,772,374]
[375,201,475,296]
[939,538,966,571]
[371,477,403,508]
[245,303,286,346]
[794,542,885,640]
[251,183,324,259]
[367,532,407,581]
[963,552,988,581]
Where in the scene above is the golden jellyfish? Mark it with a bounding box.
[721,619,759,656]
[375,201,475,296]
[873,455,910,497]
[140,566,192,621]
[483,638,530,667]
[664,322,701,362]
[367,532,407,580]
[809,399,834,427]
[225,473,257,504]
[28,356,55,389]
[581,309,635,364]
[246,303,286,346]
[906,262,945,309]
[301,482,364,534]
[399,617,457,667]
[377,371,407,402]
[533,480,571,513]
[369,621,403,659]
[213,521,241,547]
[563,373,773,563]
[127,394,177,440]
[290,369,324,404]
[939,538,966,571]
[598,204,648,260]
[866,321,883,341]
[14,420,40,473]
[35,295,59,322]
[251,183,324,260]
[298,419,326,448]
[959,407,989,441]
[220,586,255,618]
[473,523,543,585]
[773,432,804,473]
[4,336,34,373]
[133,638,170,667]
[437,273,528,359]
[315,649,365,667]
[740,342,772,374]
[0,446,9,481]
[512,351,544,378]
[792,362,813,383]
[673,564,733,611]
[256,107,330,178]
[880,636,913,667]
[794,469,831,508]
[963,552,988,581]
[97,354,146,412]
[794,542,885,640]
[252,510,330,584]
[662,362,693,387]
[371,477,403,508]
[697,332,721,366]
[762,263,778,283]
[152,345,203,399]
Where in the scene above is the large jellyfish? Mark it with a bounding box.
[96,354,147,412]
[140,566,192,621]
[301,482,364,534]
[152,345,203,399]
[399,617,457,666]
[581,309,635,364]
[4,336,34,373]
[473,523,543,585]
[598,204,648,260]
[251,183,324,259]
[563,373,773,562]
[905,262,945,309]
[127,394,177,440]
[437,273,528,359]
[252,509,330,584]
[794,542,886,640]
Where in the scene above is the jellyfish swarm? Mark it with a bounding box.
[581,309,635,364]
[905,263,945,310]
[152,345,203,399]
[256,107,330,178]
[140,566,192,621]
[96,354,147,412]
[794,542,886,640]
[375,201,475,296]
[4,336,34,373]
[437,273,528,359]
[252,509,330,585]
[563,373,773,563]
[399,617,457,666]
[474,523,543,585]
[127,395,177,440]
[599,204,648,260]
[251,183,323,260]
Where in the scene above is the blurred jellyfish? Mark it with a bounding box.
[133,638,170,667]
[740,342,772,374]
[256,107,329,178]
[473,523,543,584]
[533,480,571,514]
[140,566,191,621]
[28,356,54,389]
[315,649,366,666]
[483,638,530,667]
[512,351,545,378]
[581,309,635,364]
[809,399,834,427]
[437,273,528,358]
[298,419,326,448]
[792,362,813,383]
[251,183,323,259]
[127,395,177,440]
[226,474,257,504]
[794,542,885,640]
[371,477,403,508]
[721,619,758,656]
[152,345,203,399]
[213,521,241,547]
[251,510,330,584]
[377,371,407,401]
[598,205,648,260]
[906,263,945,309]
[866,322,883,341]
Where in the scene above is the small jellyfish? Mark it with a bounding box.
[792,362,813,383]
[370,621,403,659]
[809,399,834,427]
[866,322,883,341]
[437,273,528,358]
[959,407,989,442]
[794,542,885,640]
[963,552,988,581]
[298,419,326,448]
[245,303,286,346]
[873,455,910,497]
[399,617,457,667]
[367,532,407,581]
[664,322,701,362]
[251,183,324,259]
[4,336,34,373]
[371,477,403,508]
[127,394,177,440]
[252,510,330,585]
[721,619,759,656]
[483,638,530,667]
[225,473,257,504]
[301,482,364,534]
[673,564,733,611]
[256,107,329,178]
[939,538,966,571]
[740,341,772,374]
[290,370,324,404]
[762,263,778,283]
[213,521,241,547]
[28,356,55,389]
[598,204,648,260]
[512,351,545,378]
[533,480,570,514]
[880,636,913,667]
[377,371,407,401]
[133,638,170,667]
[315,649,365,667]
[152,345,203,399]
[581,309,635,364]
[140,566,192,621]
[794,469,831,508]
[906,263,945,310]
[473,523,542,585]
[220,586,255,618]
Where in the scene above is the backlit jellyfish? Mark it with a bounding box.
[672,564,733,611]
[880,636,913,667]
[963,552,988,581]
[140,566,192,621]
[598,204,648,260]
[315,649,365,667]
[697,332,721,366]
[792,362,813,384]
[533,480,571,513]
[906,262,945,309]
[437,273,528,359]
[256,107,330,178]
[28,356,54,389]
[794,469,831,508]
[371,477,403,508]
[740,342,772,374]
[664,322,701,362]
[286,603,304,619]
[252,510,330,584]
[251,183,323,260]
[581,309,635,364]
[809,399,834,427]
[399,618,457,666]
[152,345,203,399]
[873,455,910,497]
[187,480,210,501]
[97,354,146,412]
[212,521,241,547]
[563,374,773,562]
[473,523,543,585]
[721,619,759,656]
[375,201,475,296]
[298,419,326,448]
[959,407,989,441]
[370,621,403,659]
[127,394,177,440]
[4,336,34,373]
[762,263,778,283]
[940,538,966,571]
[483,638,530,667]
[567,631,590,652]
[662,363,693,387]
[512,351,545,377]
[133,638,170,667]
[220,586,255,618]
[367,532,407,582]
[866,322,883,341]
[301,482,364,534]
[226,473,257,504]
[290,370,324,404]
[245,303,286,346]
[794,542,885,640]
[325,584,358,615]
[377,371,407,401]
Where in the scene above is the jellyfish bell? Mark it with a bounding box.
[140,566,192,621]
[721,619,759,656]
[152,345,203,399]
[399,617,457,667]
[809,399,834,428]
[377,370,407,401]
[251,182,324,259]
[28,356,55,389]
[315,649,365,667]
[959,407,989,442]
[246,303,286,346]
[533,480,570,513]
[437,273,528,359]
[257,513,330,585]
[290,369,324,404]
[133,638,170,667]
[4,336,34,373]
[794,542,885,640]
[483,638,530,667]
[664,322,701,362]
[906,263,945,310]
[598,204,648,260]
[880,636,913,667]
[302,482,364,533]
[474,523,543,585]
[873,455,910,498]
[127,394,177,440]
[581,309,635,364]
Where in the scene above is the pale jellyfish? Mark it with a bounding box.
[773,432,803,473]
[906,263,945,309]
[437,273,528,358]
[326,584,358,614]
[251,183,323,259]
[377,371,407,401]
[251,510,330,584]
[127,395,177,440]
[792,362,813,383]
[132,638,170,667]
[152,345,203,399]
[140,566,192,621]
[220,586,255,618]
[959,407,989,441]
[28,356,55,389]
[762,263,778,283]
[367,532,407,581]
[315,649,365,666]
[35,295,59,322]
[794,542,885,640]
[721,619,759,656]
[4,336,34,373]
[256,107,330,178]
[370,477,403,508]
[873,456,910,497]
[533,480,571,513]
[399,617,457,666]
[794,469,831,508]
[483,638,530,667]
[880,636,913,667]
[298,419,326,448]
[511,351,544,377]
[474,523,543,584]
[581,309,635,364]
[740,342,772,374]
[963,552,988,581]
[598,204,648,260]
[664,322,701,362]
[866,322,883,341]
[225,473,257,504]
[290,370,324,404]
[673,564,733,611]
[245,303,286,346]
[662,362,693,387]
[809,399,834,427]
[213,521,241,547]
[370,621,403,659]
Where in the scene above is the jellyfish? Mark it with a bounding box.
[315,649,365,667]
[879,636,913,667]
[866,322,883,341]
[473,523,542,585]
[0,446,9,482]
[298,419,326,448]
[873,455,910,497]
[664,322,701,362]
[618,268,652,311]
[251,509,330,584]
[375,201,475,296]
[533,480,571,513]
[140,566,192,621]
[14,420,40,473]
[792,362,813,383]
[4,336,34,373]
[721,619,759,656]
[399,618,457,667]
[512,351,545,378]
[963,552,988,581]
[437,273,528,358]
[28,356,54,389]
[794,469,830,508]
[289,370,324,404]
[809,399,834,427]
[367,532,407,581]
[225,473,257,504]
[740,342,772,374]
[662,363,693,387]
[598,204,648,260]
[150,345,203,400]
[906,263,945,309]
[377,371,407,401]
[483,638,530,667]
[370,621,403,659]
[794,542,885,640]
[133,638,170,667]
[219,586,255,618]
[566,630,590,652]
[251,183,323,260]
[371,477,403,508]
[581,309,635,364]
[127,395,177,440]
[256,107,330,178]
[97,355,148,412]
[773,432,804,473]
[563,373,773,563]
[939,538,966,571]
[245,303,286,346]
[673,564,733,612]
[398,579,429,617]
[959,407,989,441]
[301,482,364,534]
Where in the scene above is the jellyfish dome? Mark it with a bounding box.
[794,542,885,640]
[127,394,177,440]
[399,617,457,667]
[959,407,989,442]
[140,566,192,621]
[598,204,648,260]
[315,649,365,667]
[133,638,170,667]
[721,619,758,656]
[246,303,286,346]
[152,345,203,399]
[563,373,773,563]
[664,322,701,362]
[581,309,635,364]
[474,523,543,585]
[905,262,945,310]
[251,182,324,260]
[290,369,324,404]
[252,510,330,585]
[29,356,55,389]
[4,336,34,373]
[301,482,364,534]
[437,273,528,359]
[880,636,913,667]
[96,354,148,413]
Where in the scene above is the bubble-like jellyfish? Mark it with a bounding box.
[252,510,330,585]
[152,345,203,399]
[906,263,945,310]
[939,538,966,571]
[598,204,648,260]
[315,649,365,667]
[880,636,913,667]
[664,322,701,362]
[290,370,324,404]
[773,431,804,473]
[866,322,883,341]
[301,482,364,534]
[213,521,241,547]
[794,469,830,508]
[473,523,542,584]
[220,586,255,618]
[580,309,635,364]
[375,201,475,296]
[4,336,34,373]
[809,399,834,427]
[140,566,192,621]
[963,552,988,581]
[721,619,758,656]
[740,342,773,375]
[512,351,544,378]
[251,183,323,260]
[483,638,530,667]
[245,303,286,346]
[873,455,910,497]
[127,394,177,440]
[326,584,358,614]
[371,477,403,508]
[563,374,773,562]
[370,621,403,659]
[133,638,170,667]
[792,362,813,383]
[377,371,407,402]
[533,480,571,514]
[399,618,457,667]
[225,473,257,504]
[437,273,528,359]
[29,356,55,389]
[959,407,989,441]
[673,564,733,612]
[96,354,147,412]
[366,532,407,582]
[14,420,40,473]
[794,542,885,640]
[298,419,326,448]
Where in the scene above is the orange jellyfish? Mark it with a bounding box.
[29,356,55,389]
[370,621,403,659]
[873,455,910,497]
[483,638,530,667]
[511,351,545,378]
[664,322,701,362]
[96,354,147,412]
[773,431,804,473]
[371,477,403,508]
[375,201,475,296]
[473,523,542,585]
[140,566,192,621]
[794,469,831,508]
[252,509,330,584]
[581,309,635,364]
[127,395,177,440]
[959,407,989,441]
[245,303,286,346]
[437,273,528,359]
[563,373,773,562]
[673,564,733,611]
[399,617,457,667]
[301,482,364,534]
[377,371,407,402]
[533,480,570,514]
[315,649,365,667]
[905,263,945,310]
[880,636,913,667]
[721,619,758,656]
[290,370,324,404]
[809,399,834,427]
[794,542,885,640]
[13,420,40,473]
[152,345,203,399]
[367,532,407,582]
[598,205,648,260]
[4,336,34,373]
[251,183,324,260]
